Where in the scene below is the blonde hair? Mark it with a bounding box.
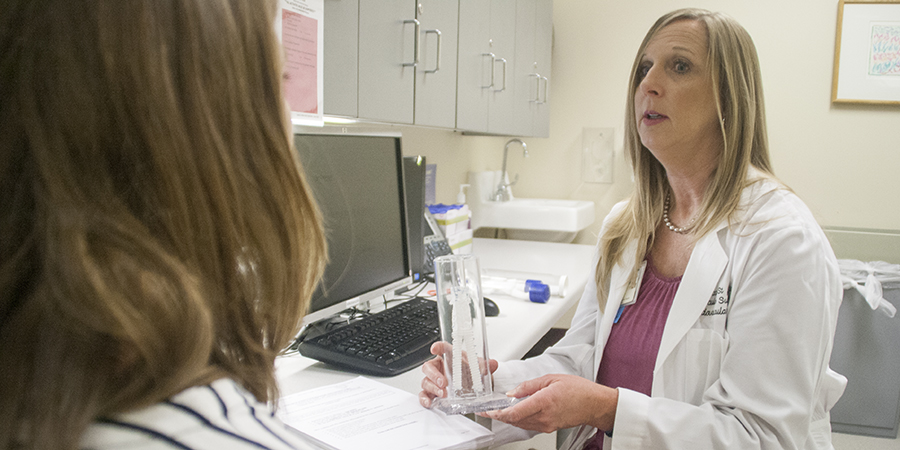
[0,0,326,448]
[596,9,773,311]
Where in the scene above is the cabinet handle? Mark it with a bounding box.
[402,19,420,67]
[541,76,549,103]
[423,29,441,73]
[529,73,541,102]
[481,53,495,88]
[493,57,507,92]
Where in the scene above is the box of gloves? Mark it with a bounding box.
[428,204,472,254]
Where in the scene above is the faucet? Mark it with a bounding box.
[492,138,528,202]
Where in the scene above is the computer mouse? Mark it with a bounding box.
[483,297,500,317]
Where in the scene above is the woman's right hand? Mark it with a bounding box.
[419,341,499,408]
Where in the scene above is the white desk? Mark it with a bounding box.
[276,238,595,400]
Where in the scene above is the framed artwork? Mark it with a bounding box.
[832,0,900,105]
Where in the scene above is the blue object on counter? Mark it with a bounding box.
[526,282,551,303]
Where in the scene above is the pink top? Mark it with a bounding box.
[584,256,680,449]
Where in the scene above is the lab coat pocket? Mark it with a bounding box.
[822,367,847,412]
[682,328,729,404]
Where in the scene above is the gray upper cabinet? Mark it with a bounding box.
[457,0,518,135]
[323,0,550,136]
[358,1,418,124]
[511,0,551,137]
[413,0,460,128]
[324,0,459,128]
[457,0,551,137]
[323,0,359,118]
[454,0,490,133]
[532,0,552,137]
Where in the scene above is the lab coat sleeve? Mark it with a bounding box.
[487,248,603,445]
[612,208,843,449]
[492,199,626,392]
[488,207,616,446]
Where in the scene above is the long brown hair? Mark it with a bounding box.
[596,9,773,311]
[0,0,326,448]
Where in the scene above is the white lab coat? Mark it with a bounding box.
[491,176,847,450]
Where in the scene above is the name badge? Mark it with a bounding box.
[615,261,646,323]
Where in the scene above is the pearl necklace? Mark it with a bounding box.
[663,193,697,234]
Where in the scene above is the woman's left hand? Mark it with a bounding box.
[480,374,618,433]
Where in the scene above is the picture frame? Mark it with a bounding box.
[832,0,900,105]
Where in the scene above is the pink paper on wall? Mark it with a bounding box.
[282,9,317,114]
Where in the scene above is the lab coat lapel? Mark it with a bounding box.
[593,240,639,379]
[654,227,728,372]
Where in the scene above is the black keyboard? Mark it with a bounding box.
[424,236,453,273]
[295,298,441,376]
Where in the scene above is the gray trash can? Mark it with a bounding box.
[830,260,900,438]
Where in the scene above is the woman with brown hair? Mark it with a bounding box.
[0,0,326,448]
[421,8,846,450]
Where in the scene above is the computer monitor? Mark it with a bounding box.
[293,129,413,324]
[403,155,427,282]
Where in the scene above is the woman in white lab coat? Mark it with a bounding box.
[420,8,846,450]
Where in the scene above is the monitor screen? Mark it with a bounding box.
[403,155,427,282]
[293,130,412,322]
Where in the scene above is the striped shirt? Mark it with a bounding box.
[80,379,323,450]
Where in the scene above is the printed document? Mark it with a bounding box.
[277,377,493,450]
[276,0,323,126]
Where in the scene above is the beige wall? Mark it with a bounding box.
[391,0,900,247]
[532,0,900,244]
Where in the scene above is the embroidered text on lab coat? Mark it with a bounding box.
[702,285,731,316]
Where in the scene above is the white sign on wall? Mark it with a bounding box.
[276,0,324,126]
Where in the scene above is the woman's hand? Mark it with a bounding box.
[480,374,618,434]
[419,341,499,408]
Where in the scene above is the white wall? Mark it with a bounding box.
[397,0,900,247]
[525,0,900,244]
[392,125,474,203]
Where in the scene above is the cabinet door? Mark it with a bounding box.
[414,0,459,128]
[486,0,518,135]
[511,0,552,137]
[456,0,492,133]
[511,0,537,137]
[358,0,417,124]
[323,0,359,118]
[457,0,531,136]
[531,0,552,137]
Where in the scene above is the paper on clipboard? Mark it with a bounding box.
[276,0,324,126]
[277,377,493,450]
